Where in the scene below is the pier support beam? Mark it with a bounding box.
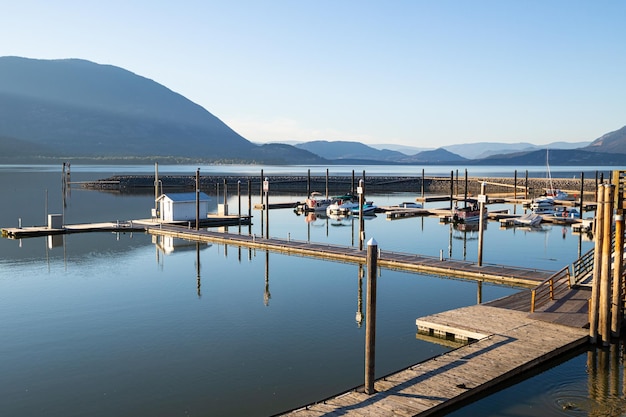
[365,238,378,395]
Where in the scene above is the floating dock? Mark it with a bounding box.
[277,291,589,417]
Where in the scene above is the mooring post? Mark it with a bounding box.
[247,179,252,234]
[237,180,241,231]
[464,169,468,207]
[358,179,365,250]
[612,170,625,337]
[421,168,425,199]
[589,183,605,343]
[579,171,585,215]
[154,162,159,215]
[307,169,311,198]
[326,169,329,199]
[600,184,614,346]
[449,171,454,210]
[477,182,486,266]
[264,177,270,239]
[352,170,355,195]
[195,168,200,231]
[525,170,528,200]
[364,238,378,395]
[612,210,624,337]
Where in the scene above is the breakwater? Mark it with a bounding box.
[81,174,599,197]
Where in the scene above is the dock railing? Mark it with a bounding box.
[530,265,571,313]
[571,247,595,287]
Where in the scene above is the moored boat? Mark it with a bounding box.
[303,192,333,212]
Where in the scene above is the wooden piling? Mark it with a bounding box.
[195,168,200,231]
[359,179,365,251]
[449,171,454,210]
[365,238,378,395]
[590,183,605,344]
[477,182,486,267]
[265,177,269,239]
[612,170,625,337]
[600,184,614,346]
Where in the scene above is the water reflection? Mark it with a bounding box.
[449,340,626,417]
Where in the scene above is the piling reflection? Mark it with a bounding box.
[264,251,271,306]
[582,341,626,415]
[356,264,364,327]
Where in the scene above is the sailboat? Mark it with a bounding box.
[530,149,568,212]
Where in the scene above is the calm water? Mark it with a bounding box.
[0,164,621,417]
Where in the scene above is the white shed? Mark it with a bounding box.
[156,192,211,222]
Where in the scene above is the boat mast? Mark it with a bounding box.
[546,149,555,195]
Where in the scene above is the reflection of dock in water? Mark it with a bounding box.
[145,224,555,288]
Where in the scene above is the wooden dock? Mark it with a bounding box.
[277,291,589,417]
[146,225,555,287]
[1,215,251,239]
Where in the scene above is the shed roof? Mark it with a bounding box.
[157,192,211,203]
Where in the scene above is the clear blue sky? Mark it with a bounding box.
[2,1,624,147]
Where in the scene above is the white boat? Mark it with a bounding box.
[326,193,359,215]
[514,213,543,226]
[396,202,423,209]
[451,200,487,223]
[552,207,580,219]
[530,196,556,211]
[303,192,333,212]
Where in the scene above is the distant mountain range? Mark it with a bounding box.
[1,56,625,165]
[293,127,626,165]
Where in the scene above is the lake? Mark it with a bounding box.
[0,163,621,417]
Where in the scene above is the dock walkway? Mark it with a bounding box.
[278,291,589,417]
[147,225,554,287]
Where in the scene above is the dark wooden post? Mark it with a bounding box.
[513,170,518,214]
[525,170,528,200]
[421,168,425,199]
[449,171,454,210]
[247,180,252,235]
[477,182,486,266]
[364,238,378,395]
[264,177,269,239]
[352,170,355,195]
[579,172,585,215]
[237,180,241,231]
[358,179,365,250]
[464,169,468,207]
[326,169,329,199]
[260,169,264,203]
[307,169,311,198]
[195,168,200,230]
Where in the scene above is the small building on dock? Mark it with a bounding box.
[156,192,211,222]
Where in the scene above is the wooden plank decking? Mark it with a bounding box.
[278,301,588,417]
[146,225,555,287]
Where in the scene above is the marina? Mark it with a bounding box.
[0,164,624,417]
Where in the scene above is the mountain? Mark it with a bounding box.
[584,125,626,154]
[402,148,467,163]
[0,56,325,164]
[369,143,431,155]
[443,141,591,159]
[477,148,626,165]
[295,140,407,162]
